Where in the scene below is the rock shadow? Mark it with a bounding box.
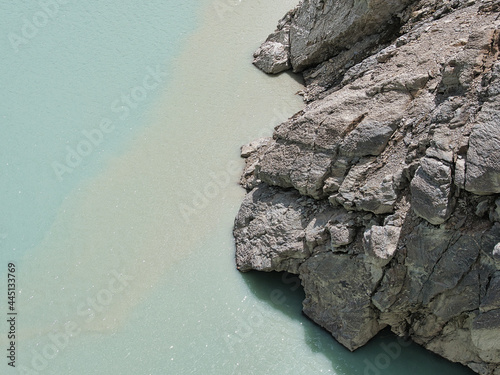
[240,268,475,375]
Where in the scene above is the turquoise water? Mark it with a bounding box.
[1,1,475,374]
[0,0,202,258]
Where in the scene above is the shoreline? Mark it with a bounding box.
[13,0,303,354]
[233,1,500,373]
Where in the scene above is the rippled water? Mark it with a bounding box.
[0,1,475,374]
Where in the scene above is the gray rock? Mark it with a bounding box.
[239,138,272,191]
[476,199,491,217]
[234,184,351,273]
[255,0,414,73]
[410,157,454,225]
[466,100,500,195]
[483,61,500,98]
[252,8,295,74]
[421,232,481,305]
[402,224,456,306]
[255,141,334,199]
[480,274,500,313]
[363,225,402,267]
[471,309,500,361]
[336,159,400,214]
[372,263,406,312]
[300,252,383,351]
[480,223,500,269]
[328,223,356,249]
[490,198,500,222]
[234,185,320,273]
[234,1,500,373]
[240,138,270,158]
[356,173,399,214]
[253,37,291,74]
[339,120,397,157]
[425,315,481,365]
[455,156,466,190]
[429,266,480,322]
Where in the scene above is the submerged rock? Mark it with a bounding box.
[235,0,500,373]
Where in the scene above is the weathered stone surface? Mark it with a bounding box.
[410,157,454,225]
[234,185,325,273]
[481,223,500,269]
[489,198,500,222]
[421,232,481,305]
[235,1,500,373]
[425,315,481,365]
[299,252,383,350]
[332,156,402,214]
[339,120,397,157]
[363,225,401,267]
[401,224,456,306]
[429,266,480,322]
[480,274,500,312]
[254,0,414,73]
[239,138,272,191]
[252,8,295,74]
[328,223,356,249]
[471,309,500,361]
[255,141,333,198]
[372,263,406,312]
[233,184,357,273]
[240,137,270,158]
[466,100,500,195]
[363,224,402,284]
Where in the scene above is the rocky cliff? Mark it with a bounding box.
[233,0,500,373]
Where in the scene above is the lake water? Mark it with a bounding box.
[0,1,475,374]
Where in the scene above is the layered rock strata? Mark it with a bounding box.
[234,1,500,373]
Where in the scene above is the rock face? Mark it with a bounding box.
[253,0,415,74]
[235,1,500,373]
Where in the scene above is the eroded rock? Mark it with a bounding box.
[466,100,500,195]
[300,252,383,350]
[235,1,500,373]
[410,157,454,225]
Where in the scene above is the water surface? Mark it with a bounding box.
[1,1,475,374]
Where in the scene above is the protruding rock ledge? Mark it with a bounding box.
[236,1,500,374]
